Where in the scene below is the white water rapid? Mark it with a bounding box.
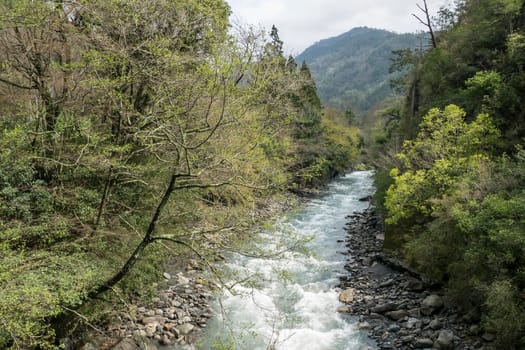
[193,171,376,350]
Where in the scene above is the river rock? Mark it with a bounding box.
[133,329,147,338]
[407,277,425,292]
[358,321,372,330]
[388,324,401,332]
[339,288,355,303]
[142,316,167,325]
[370,302,397,313]
[177,323,195,335]
[145,324,157,338]
[434,330,454,349]
[421,294,444,315]
[79,343,97,350]
[386,310,408,321]
[406,317,422,329]
[160,335,172,346]
[414,338,434,348]
[113,338,139,350]
[177,273,190,286]
[337,305,352,313]
[430,318,443,330]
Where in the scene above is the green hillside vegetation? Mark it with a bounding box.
[296,27,422,114]
[372,0,525,347]
[0,2,361,348]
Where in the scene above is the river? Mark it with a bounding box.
[190,171,376,350]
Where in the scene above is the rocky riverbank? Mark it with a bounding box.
[79,259,214,350]
[337,208,495,350]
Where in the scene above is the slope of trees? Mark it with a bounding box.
[372,0,525,347]
[295,27,422,114]
[0,1,361,348]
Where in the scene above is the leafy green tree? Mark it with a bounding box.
[386,104,499,233]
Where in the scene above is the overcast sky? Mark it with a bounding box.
[227,0,451,55]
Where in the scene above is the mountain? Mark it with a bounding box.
[296,27,422,114]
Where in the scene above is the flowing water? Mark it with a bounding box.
[193,171,376,350]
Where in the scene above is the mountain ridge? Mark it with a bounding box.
[296,27,423,114]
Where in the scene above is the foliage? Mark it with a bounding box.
[382,107,525,346]
[371,0,525,346]
[385,105,499,225]
[0,1,360,348]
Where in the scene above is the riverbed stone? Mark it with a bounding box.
[339,288,355,303]
[142,316,167,325]
[113,339,138,350]
[406,317,422,329]
[337,305,352,313]
[434,330,454,349]
[79,343,97,350]
[177,273,190,286]
[358,321,372,330]
[177,323,195,335]
[414,337,434,348]
[421,295,444,315]
[386,310,408,321]
[370,302,397,313]
[430,318,443,330]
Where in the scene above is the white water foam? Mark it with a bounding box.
[184,171,376,350]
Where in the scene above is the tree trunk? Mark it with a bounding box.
[88,171,178,298]
[94,167,113,232]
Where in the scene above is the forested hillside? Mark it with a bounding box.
[296,27,421,114]
[0,1,361,348]
[372,0,525,347]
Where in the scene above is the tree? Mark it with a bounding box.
[0,1,79,147]
[412,0,437,48]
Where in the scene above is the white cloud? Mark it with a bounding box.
[226,0,451,55]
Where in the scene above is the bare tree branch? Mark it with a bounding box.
[412,0,437,48]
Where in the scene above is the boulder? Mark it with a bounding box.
[177,273,190,285]
[386,310,408,321]
[357,321,372,330]
[79,343,97,350]
[388,324,401,333]
[430,318,443,330]
[414,338,434,348]
[421,294,444,315]
[406,317,422,329]
[339,288,355,304]
[434,330,454,350]
[177,323,195,335]
[370,302,397,313]
[113,339,139,350]
[337,305,352,313]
